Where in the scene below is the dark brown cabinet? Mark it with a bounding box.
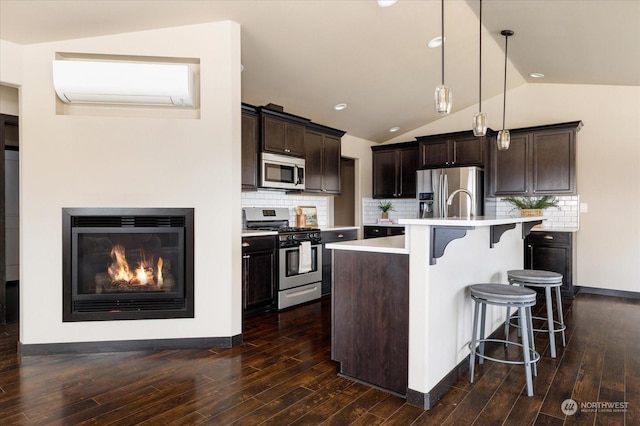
[417,131,488,169]
[490,121,581,196]
[321,229,358,295]
[372,142,418,199]
[305,123,345,194]
[260,108,309,157]
[242,235,277,316]
[332,250,409,395]
[241,104,259,190]
[363,225,405,239]
[525,231,577,298]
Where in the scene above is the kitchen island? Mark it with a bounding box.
[327,215,544,409]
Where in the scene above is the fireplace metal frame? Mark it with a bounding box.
[62,207,194,322]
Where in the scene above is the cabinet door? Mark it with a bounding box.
[420,139,449,168]
[262,115,287,154]
[452,136,484,166]
[244,249,276,313]
[398,146,418,197]
[241,110,258,190]
[285,122,306,157]
[372,150,398,199]
[304,130,324,192]
[526,243,572,295]
[322,135,341,194]
[492,132,529,195]
[531,129,575,194]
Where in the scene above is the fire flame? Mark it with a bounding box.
[107,244,163,286]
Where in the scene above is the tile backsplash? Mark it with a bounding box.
[362,198,418,224]
[363,195,580,229]
[487,195,580,229]
[242,191,328,227]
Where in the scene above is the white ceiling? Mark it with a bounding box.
[1,0,639,142]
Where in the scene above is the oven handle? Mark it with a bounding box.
[283,286,319,298]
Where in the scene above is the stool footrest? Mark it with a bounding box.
[508,316,567,334]
[469,338,540,366]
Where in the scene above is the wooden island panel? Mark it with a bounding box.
[331,250,409,396]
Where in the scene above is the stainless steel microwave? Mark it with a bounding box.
[261,152,305,191]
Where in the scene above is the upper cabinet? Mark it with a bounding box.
[490,121,582,196]
[241,104,259,190]
[417,131,489,169]
[305,123,345,194]
[260,107,310,158]
[372,142,419,199]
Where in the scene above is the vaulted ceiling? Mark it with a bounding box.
[1,0,638,142]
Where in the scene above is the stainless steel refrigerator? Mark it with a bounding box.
[416,167,484,218]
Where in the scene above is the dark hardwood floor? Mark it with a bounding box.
[0,292,638,425]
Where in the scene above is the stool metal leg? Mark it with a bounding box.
[555,286,567,347]
[504,306,510,344]
[519,306,534,397]
[469,300,480,382]
[545,286,556,358]
[479,303,486,364]
[526,303,537,377]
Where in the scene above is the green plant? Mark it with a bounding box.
[503,195,559,210]
[378,201,395,213]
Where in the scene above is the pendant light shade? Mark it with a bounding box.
[472,0,486,136]
[497,29,514,151]
[434,0,452,115]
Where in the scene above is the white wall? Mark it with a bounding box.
[388,83,640,293]
[3,22,243,345]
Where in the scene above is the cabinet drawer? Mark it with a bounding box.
[242,236,276,253]
[527,231,571,245]
[322,229,357,243]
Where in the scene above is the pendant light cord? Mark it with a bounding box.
[478,0,482,112]
[502,32,509,130]
[441,0,445,85]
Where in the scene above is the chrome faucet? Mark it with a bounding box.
[446,189,474,217]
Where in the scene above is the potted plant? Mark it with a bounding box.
[378,200,395,219]
[503,195,559,216]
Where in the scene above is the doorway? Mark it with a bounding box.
[334,157,355,226]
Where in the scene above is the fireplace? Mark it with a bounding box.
[62,208,194,322]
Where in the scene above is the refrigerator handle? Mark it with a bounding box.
[442,172,449,217]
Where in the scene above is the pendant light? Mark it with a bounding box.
[434,0,452,115]
[472,0,486,136]
[497,29,514,151]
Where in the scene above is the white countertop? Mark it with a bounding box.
[399,215,546,227]
[531,226,579,233]
[363,222,405,227]
[242,226,358,238]
[326,235,408,254]
[320,226,360,231]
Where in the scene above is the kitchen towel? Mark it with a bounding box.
[298,241,312,274]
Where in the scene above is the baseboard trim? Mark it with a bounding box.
[576,286,640,299]
[407,326,503,410]
[18,334,243,356]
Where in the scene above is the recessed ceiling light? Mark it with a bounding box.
[389,127,400,132]
[529,72,545,78]
[378,0,397,7]
[333,103,347,111]
[428,36,445,48]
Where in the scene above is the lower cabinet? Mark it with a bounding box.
[321,229,358,295]
[524,231,577,298]
[242,235,277,316]
[332,250,409,395]
[363,225,405,239]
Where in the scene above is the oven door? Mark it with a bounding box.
[278,243,322,290]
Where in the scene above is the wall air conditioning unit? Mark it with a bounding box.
[53,60,194,107]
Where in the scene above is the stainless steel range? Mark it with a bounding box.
[243,207,322,309]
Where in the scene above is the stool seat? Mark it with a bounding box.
[470,283,536,304]
[507,269,562,284]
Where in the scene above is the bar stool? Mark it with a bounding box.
[506,269,566,358]
[469,283,540,397]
